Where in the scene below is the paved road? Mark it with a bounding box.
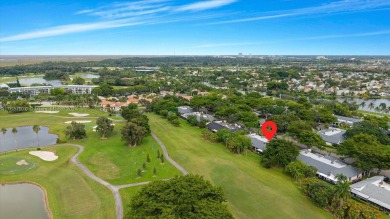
[151,132,188,175]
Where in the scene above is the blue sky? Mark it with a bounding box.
[1,0,390,55]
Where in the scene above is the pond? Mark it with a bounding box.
[337,98,390,112]
[0,183,50,219]
[0,126,58,153]
[9,78,62,87]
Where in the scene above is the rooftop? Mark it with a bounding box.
[246,133,268,152]
[317,128,346,145]
[351,176,390,211]
[298,150,362,181]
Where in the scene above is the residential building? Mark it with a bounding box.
[317,128,346,145]
[182,112,215,122]
[350,176,390,212]
[333,115,363,126]
[246,133,268,153]
[298,150,363,183]
[8,85,97,95]
[206,121,244,133]
[177,106,194,115]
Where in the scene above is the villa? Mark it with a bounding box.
[317,128,346,145]
[182,112,216,122]
[178,106,194,115]
[246,133,268,153]
[298,150,364,183]
[350,176,390,212]
[333,115,363,127]
[206,121,244,133]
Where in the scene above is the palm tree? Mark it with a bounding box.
[332,174,351,210]
[374,106,380,113]
[368,102,375,111]
[1,128,7,151]
[359,101,366,109]
[379,103,387,112]
[11,127,17,149]
[33,125,41,146]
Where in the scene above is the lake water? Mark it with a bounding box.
[0,183,49,219]
[9,78,62,87]
[0,126,58,152]
[337,98,390,112]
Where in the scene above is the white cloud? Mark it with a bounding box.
[175,0,236,12]
[1,0,235,42]
[214,0,390,24]
[0,19,146,42]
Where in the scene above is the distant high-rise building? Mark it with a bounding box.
[238,53,243,56]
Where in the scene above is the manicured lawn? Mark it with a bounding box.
[147,113,332,219]
[0,146,115,218]
[119,186,143,216]
[76,128,182,185]
[0,109,182,185]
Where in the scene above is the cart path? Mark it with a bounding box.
[151,132,188,175]
[56,133,187,219]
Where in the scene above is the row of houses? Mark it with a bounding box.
[245,132,389,212]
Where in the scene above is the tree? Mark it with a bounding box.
[331,174,351,212]
[5,100,30,113]
[92,83,114,96]
[96,117,114,139]
[160,155,164,164]
[368,102,375,111]
[261,139,299,168]
[125,174,233,219]
[226,135,252,154]
[1,128,6,150]
[344,121,390,145]
[296,131,326,149]
[187,115,199,126]
[32,125,40,146]
[11,127,17,148]
[157,150,160,159]
[121,122,147,147]
[338,133,390,172]
[301,178,335,208]
[137,168,142,177]
[73,77,85,85]
[153,167,157,176]
[359,101,366,109]
[146,154,151,163]
[50,87,67,96]
[64,121,87,140]
[285,160,317,182]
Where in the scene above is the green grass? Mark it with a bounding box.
[147,113,332,219]
[119,186,143,216]
[76,130,182,185]
[0,109,182,185]
[0,146,115,218]
[0,156,37,174]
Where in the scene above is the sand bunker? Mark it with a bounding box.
[29,151,58,161]
[16,160,29,165]
[35,111,59,114]
[65,120,91,124]
[69,113,90,117]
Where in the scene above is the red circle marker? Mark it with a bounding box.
[261,121,277,141]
